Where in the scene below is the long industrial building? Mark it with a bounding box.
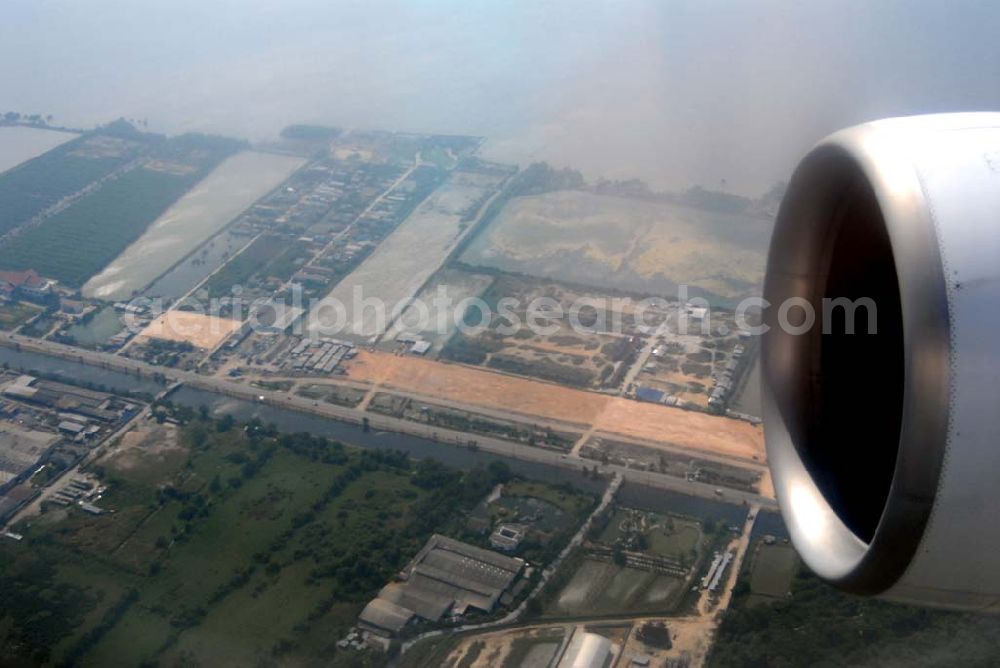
[358,534,525,637]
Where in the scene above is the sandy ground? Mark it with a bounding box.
[101,422,182,473]
[443,627,567,668]
[138,311,243,349]
[346,351,765,463]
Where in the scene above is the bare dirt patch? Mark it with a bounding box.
[345,350,764,462]
[138,311,243,349]
[102,422,185,479]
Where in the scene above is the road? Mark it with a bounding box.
[0,332,776,510]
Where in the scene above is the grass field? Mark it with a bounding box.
[748,543,797,603]
[0,415,495,666]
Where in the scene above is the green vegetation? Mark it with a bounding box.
[507,162,585,197]
[0,169,197,286]
[0,133,242,286]
[440,331,503,365]
[711,569,1000,667]
[0,135,136,236]
[487,353,595,388]
[202,234,289,297]
[0,301,41,329]
[504,480,594,517]
[0,413,514,666]
[747,543,797,602]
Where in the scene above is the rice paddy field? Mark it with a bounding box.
[460,190,772,305]
[0,125,78,174]
[549,559,682,616]
[83,151,305,301]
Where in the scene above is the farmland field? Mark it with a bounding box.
[0,125,78,174]
[460,190,772,304]
[550,558,682,616]
[200,233,293,298]
[83,151,306,301]
[308,170,506,342]
[0,166,203,286]
[0,414,512,666]
[748,543,797,604]
[0,133,140,237]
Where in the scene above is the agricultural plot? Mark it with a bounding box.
[549,559,682,616]
[83,151,306,301]
[200,233,290,298]
[0,137,242,287]
[460,190,771,305]
[747,542,797,605]
[381,267,495,356]
[307,169,507,342]
[0,125,78,174]
[0,133,140,237]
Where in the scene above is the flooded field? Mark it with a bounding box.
[381,268,494,355]
[82,151,305,301]
[308,174,504,342]
[551,559,681,615]
[0,126,78,173]
[460,191,772,305]
[142,227,255,301]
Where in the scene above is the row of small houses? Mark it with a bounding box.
[707,342,749,411]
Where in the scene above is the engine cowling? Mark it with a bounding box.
[763,112,1000,610]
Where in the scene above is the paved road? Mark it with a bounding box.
[0,333,776,510]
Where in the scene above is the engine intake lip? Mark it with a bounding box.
[762,122,952,595]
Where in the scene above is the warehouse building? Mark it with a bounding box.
[358,534,525,637]
[558,632,615,668]
[0,423,60,494]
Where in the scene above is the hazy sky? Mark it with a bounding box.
[2,0,999,194]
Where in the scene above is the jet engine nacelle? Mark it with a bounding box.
[763,113,1000,610]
